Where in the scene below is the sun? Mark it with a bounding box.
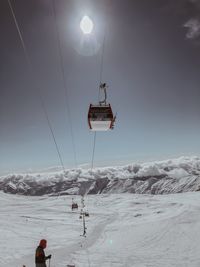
[80,15,94,34]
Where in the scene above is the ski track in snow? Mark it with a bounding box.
[1,192,200,266]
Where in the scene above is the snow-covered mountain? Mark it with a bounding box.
[1,156,200,196]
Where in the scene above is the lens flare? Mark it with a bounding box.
[80,16,94,34]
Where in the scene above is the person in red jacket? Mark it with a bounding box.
[35,239,51,267]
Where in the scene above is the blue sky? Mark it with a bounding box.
[1,0,200,173]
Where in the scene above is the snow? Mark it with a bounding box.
[1,156,200,195]
[2,156,199,184]
[137,164,164,177]
[1,191,200,266]
[167,168,188,179]
[1,157,200,265]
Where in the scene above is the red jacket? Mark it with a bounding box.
[35,246,48,264]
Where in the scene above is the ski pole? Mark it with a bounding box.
[48,258,51,267]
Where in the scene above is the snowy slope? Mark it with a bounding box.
[1,156,200,195]
[1,191,200,267]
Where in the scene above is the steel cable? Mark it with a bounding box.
[7,0,66,173]
[51,0,78,168]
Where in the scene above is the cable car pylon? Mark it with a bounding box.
[79,196,89,237]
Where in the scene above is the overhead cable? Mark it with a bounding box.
[7,0,66,173]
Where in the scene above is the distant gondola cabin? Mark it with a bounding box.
[71,203,78,210]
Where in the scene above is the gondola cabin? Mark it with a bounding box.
[88,104,115,131]
[71,198,78,210]
[72,203,78,210]
[85,211,89,217]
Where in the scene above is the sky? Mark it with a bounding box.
[1,0,200,174]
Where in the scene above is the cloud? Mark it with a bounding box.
[161,0,200,41]
[182,0,200,40]
[184,18,200,39]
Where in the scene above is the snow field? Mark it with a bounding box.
[1,192,200,266]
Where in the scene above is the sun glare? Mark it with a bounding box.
[80,15,94,34]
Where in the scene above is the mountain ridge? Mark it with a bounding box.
[1,156,200,195]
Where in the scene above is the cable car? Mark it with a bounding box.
[85,211,89,217]
[71,198,78,210]
[88,83,116,131]
[72,203,78,210]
